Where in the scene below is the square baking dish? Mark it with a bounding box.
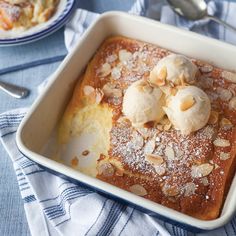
[16,11,236,232]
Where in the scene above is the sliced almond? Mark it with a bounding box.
[164,146,175,161]
[119,49,132,62]
[229,97,236,110]
[97,163,114,176]
[130,184,147,196]
[149,66,167,86]
[115,169,124,177]
[201,177,209,186]
[191,163,214,178]
[180,95,196,111]
[219,152,230,161]
[111,67,121,80]
[82,150,89,156]
[71,156,79,168]
[217,87,232,101]
[97,63,111,77]
[144,138,156,154]
[220,118,233,128]
[162,184,179,197]
[197,77,214,89]
[131,131,144,151]
[164,123,172,131]
[200,65,213,73]
[83,85,95,96]
[145,154,164,166]
[136,127,155,139]
[213,138,230,147]
[155,165,166,176]
[95,89,104,104]
[102,83,122,98]
[208,111,219,125]
[106,54,118,63]
[170,87,177,96]
[214,163,220,169]
[222,71,236,83]
[184,182,196,196]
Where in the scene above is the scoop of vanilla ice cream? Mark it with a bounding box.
[150,54,198,86]
[163,86,211,135]
[122,79,165,127]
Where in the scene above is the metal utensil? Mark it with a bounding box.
[167,0,236,32]
[0,81,29,98]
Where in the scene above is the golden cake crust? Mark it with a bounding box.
[59,36,236,220]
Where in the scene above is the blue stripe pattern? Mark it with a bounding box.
[23,195,37,203]
[44,186,92,220]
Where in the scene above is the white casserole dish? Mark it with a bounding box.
[16,11,236,232]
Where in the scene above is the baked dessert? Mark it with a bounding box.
[58,36,236,220]
[0,0,58,31]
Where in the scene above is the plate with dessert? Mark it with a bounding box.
[0,0,76,46]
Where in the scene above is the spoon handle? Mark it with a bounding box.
[0,81,29,99]
[206,15,236,33]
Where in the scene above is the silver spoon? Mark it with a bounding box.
[0,80,29,98]
[167,0,236,32]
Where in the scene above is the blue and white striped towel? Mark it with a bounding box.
[1,1,236,236]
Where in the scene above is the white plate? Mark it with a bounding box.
[0,0,76,46]
[16,12,236,232]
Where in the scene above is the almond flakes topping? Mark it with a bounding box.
[220,118,233,128]
[102,83,122,98]
[155,165,166,176]
[149,66,167,86]
[213,138,230,147]
[97,163,115,177]
[95,89,104,104]
[144,138,156,154]
[219,152,230,161]
[217,87,232,101]
[82,150,89,156]
[130,184,147,196]
[71,156,79,168]
[83,85,95,96]
[200,64,213,73]
[162,184,179,197]
[221,71,236,83]
[191,163,214,178]
[184,182,196,196]
[164,146,175,161]
[111,67,121,80]
[208,111,219,125]
[180,95,196,111]
[119,49,132,62]
[97,63,111,77]
[145,154,164,166]
[229,97,236,110]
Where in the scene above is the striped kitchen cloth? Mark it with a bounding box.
[1,1,236,236]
